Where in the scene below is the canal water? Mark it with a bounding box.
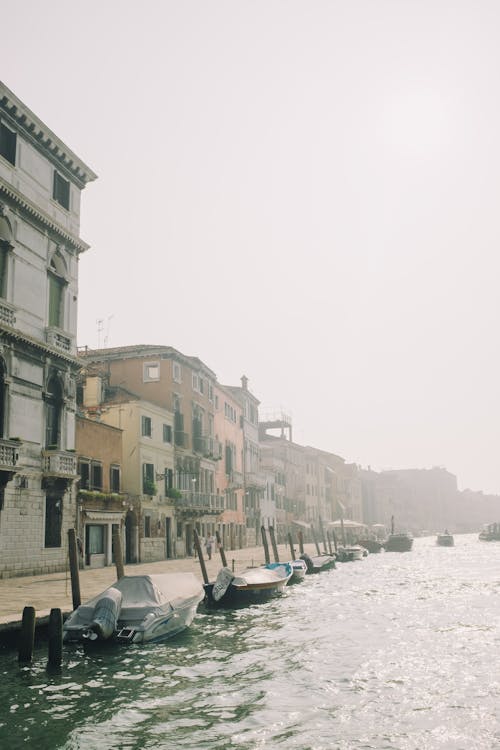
[1,534,500,750]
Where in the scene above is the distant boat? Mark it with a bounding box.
[478,524,500,541]
[205,563,292,606]
[336,545,365,562]
[384,516,413,552]
[358,539,383,554]
[63,573,204,644]
[436,532,454,547]
[299,552,336,574]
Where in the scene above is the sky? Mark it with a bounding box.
[2,1,499,493]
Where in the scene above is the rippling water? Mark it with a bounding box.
[2,534,500,749]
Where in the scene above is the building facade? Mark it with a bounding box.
[0,82,96,577]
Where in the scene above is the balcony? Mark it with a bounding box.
[174,431,190,449]
[227,469,244,488]
[0,300,15,328]
[0,438,19,471]
[245,470,266,489]
[174,490,222,518]
[193,434,222,460]
[45,326,73,354]
[42,449,78,478]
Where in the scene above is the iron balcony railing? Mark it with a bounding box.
[192,434,222,459]
[175,490,224,512]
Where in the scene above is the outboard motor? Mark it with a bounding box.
[299,553,314,574]
[87,587,123,640]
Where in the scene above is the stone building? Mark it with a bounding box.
[0,81,96,577]
[214,383,245,549]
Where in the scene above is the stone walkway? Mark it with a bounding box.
[0,542,319,631]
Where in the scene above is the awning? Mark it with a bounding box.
[292,520,311,529]
[85,510,124,522]
[328,519,366,528]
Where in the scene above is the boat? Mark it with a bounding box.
[358,539,383,553]
[205,563,292,606]
[299,552,336,574]
[336,545,365,562]
[384,516,413,552]
[478,523,500,541]
[265,559,307,584]
[436,532,454,547]
[63,573,204,644]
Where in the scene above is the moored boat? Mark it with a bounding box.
[358,539,383,554]
[384,533,413,552]
[265,559,307,583]
[436,532,454,547]
[63,573,204,644]
[300,552,336,574]
[336,545,365,562]
[205,563,292,606]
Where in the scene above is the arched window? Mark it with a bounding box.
[45,374,63,448]
[48,252,67,329]
[0,210,13,299]
[0,359,6,439]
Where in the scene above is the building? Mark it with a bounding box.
[78,345,222,557]
[214,383,245,549]
[0,82,96,577]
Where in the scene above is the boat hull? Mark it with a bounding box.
[205,565,291,606]
[336,545,365,562]
[436,534,454,547]
[300,553,336,573]
[384,534,413,552]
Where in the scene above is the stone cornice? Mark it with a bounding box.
[0,322,79,367]
[0,178,90,254]
[0,81,97,189]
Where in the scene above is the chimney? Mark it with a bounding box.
[241,375,248,390]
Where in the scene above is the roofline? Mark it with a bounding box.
[78,344,217,378]
[0,81,97,188]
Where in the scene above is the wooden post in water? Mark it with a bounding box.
[67,528,81,610]
[298,530,304,555]
[47,608,63,670]
[287,532,296,560]
[113,528,125,579]
[269,526,280,562]
[340,517,347,547]
[18,606,35,664]
[215,530,228,567]
[193,529,209,584]
[261,526,271,564]
[332,530,338,553]
[311,525,321,555]
[319,516,327,553]
[326,531,334,556]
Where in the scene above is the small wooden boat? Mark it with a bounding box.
[436,532,454,546]
[336,545,365,562]
[63,573,204,644]
[299,552,336,574]
[205,563,292,606]
[358,539,383,553]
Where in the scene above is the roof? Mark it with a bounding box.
[78,344,217,378]
[0,81,97,188]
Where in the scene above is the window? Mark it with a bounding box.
[45,495,62,548]
[143,462,155,494]
[163,424,172,443]
[224,402,236,422]
[0,123,16,166]
[144,515,151,538]
[53,171,70,210]
[141,415,152,437]
[173,362,182,383]
[78,460,90,490]
[87,525,105,554]
[143,362,160,382]
[110,465,120,492]
[0,245,7,299]
[48,258,65,328]
[45,374,62,448]
[91,461,103,490]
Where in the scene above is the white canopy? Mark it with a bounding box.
[328,519,366,528]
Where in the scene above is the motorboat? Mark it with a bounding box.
[205,563,292,606]
[358,539,383,553]
[299,552,336,574]
[436,532,454,547]
[478,523,500,541]
[384,533,413,552]
[265,559,307,584]
[335,545,366,562]
[63,573,204,644]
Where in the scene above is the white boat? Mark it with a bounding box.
[63,573,204,644]
[265,560,306,583]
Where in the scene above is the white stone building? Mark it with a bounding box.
[0,81,96,577]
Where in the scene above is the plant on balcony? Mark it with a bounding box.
[143,479,157,496]
[165,487,182,500]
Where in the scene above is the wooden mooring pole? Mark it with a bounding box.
[67,528,81,610]
[311,526,321,555]
[332,530,338,553]
[47,608,63,670]
[298,530,304,555]
[215,530,228,567]
[18,606,35,664]
[326,531,334,556]
[287,532,296,560]
[261,526,270,564]
[193,529,209,584]
[112,528,125,579]
[269,526,280,562]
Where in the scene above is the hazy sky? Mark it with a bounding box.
[2,1,499,493]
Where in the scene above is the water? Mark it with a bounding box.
[2,534,500,750]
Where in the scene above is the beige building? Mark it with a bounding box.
[214,384,245,549]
